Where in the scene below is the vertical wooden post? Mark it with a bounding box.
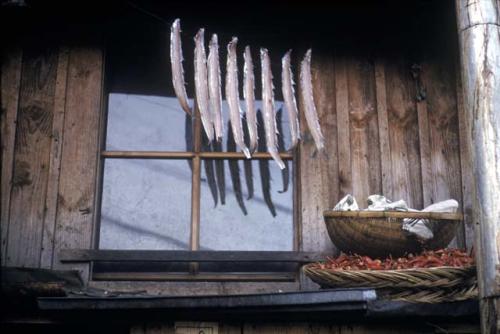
[455,0,500,332]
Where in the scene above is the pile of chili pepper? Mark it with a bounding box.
[313,249,474,271]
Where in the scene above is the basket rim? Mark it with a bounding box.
[323,210,463,220]
[302,264,476,274]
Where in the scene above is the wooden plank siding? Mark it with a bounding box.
[1,33,470,291]
[1,47,23,266]
[51,46,104,280]
[0,43,104,273]
[40,46,70,268]
[6,43,59,267]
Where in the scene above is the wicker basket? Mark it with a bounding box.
[323,211,463,258]
[302,264,477,303]
[302,264,476,289]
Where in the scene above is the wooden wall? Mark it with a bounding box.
[1,3,473,295]
[1,41,103,282]
[300,53,472,272]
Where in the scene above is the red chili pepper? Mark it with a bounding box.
[312,248,474,271]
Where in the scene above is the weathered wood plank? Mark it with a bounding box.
[218,323,242,334]
[385,59,423,208]
[423,66,462,206]
[456,0,500,331]
[413,65,433,208]
[6,45,58,267]
[52,46,103,279]
[91,280,299,297]
[421,59,464,247]
[1,47,23,266]
[335,56,352,198]
[299,50,338,289]
[243,323,308,334]
[40,46,70,268]
[456,65,475,250]
[347,57,380,205]
[175,322,217,334]
[374,60,393,199]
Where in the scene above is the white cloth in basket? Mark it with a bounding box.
[332,195,459,241]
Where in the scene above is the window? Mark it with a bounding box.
[92,16,298,280]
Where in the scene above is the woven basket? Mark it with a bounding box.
[380,284,478,303]
[323,211,463,257]
[302,264,476,289]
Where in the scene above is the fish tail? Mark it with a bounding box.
[227,120,247,215]
[202,133,218,207]
[257,110,277,217]
[276,108,289,192]
[213,141,226,205]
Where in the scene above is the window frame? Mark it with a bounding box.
[89,55,302,281]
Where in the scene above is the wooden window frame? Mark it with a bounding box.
[87,78,304,281]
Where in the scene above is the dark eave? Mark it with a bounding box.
[35,289,479,324]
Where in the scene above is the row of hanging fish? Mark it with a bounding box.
[170,18,325,170]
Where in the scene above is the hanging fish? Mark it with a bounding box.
[227,120,248,215]
[276,108,289,193]
[170,18,191,115]
[300,49,325,151]
[225,37,251,159]
[202,133,218,207]
[243,46,258,153]
[242,116,254,200]
[257,110,277,217]
[281,50,300,149]
[260,48,285,170]
[213,141,226,205]
[194,28,214,141]
[208,34,224,142]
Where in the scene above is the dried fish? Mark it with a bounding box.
[257,110,277,217]
[225,37,251,158]
[202,133,218,207]
[213,141,226,205]
[281,50,300,149]
[227,120,248,215]
[194,28,214,141]
[260,48,285,170]
[170,18,191,115]
[208,34,224,142]
[300,49,325,151]
[276,108,289,193]
[242,116,254,199]
[243,46,258,153]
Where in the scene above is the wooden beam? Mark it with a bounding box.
[456,0,500,332]
[92,272,296,282]
[101,151,293,160]
[58,250,328,263]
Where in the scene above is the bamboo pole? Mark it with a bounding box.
[455,1,500,332]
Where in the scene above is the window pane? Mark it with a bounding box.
[99,159,191,250]
[105,94,192,151]
[199,159,294,251]
[204,100,290,153]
